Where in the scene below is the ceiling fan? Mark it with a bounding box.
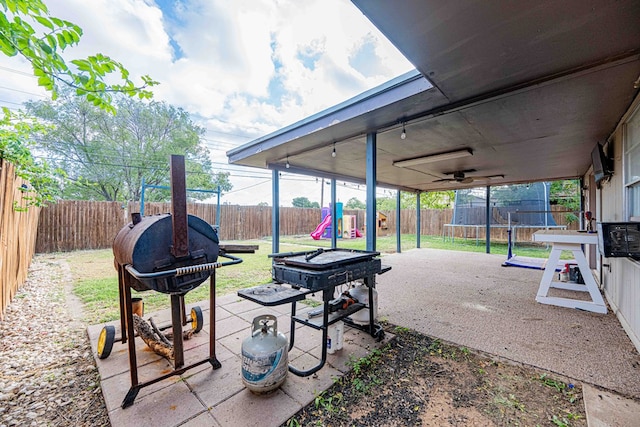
[433,170,504,184]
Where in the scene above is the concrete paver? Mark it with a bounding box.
[90,294,388,427]
[212,388,301,427]
[583,384,640,427]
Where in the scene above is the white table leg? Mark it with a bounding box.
[535,242,607,314]
[536,246,563,299]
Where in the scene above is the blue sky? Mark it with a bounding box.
[0,0,413,205]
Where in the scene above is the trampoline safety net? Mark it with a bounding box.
[451,182,557,227]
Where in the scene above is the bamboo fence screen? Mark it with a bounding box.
[0,160,40,320]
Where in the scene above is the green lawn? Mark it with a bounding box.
[64,235,555,324]
[277,233,555,259]
[67,241,306,324]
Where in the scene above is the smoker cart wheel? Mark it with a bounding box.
[191,306,204,333]
[97,325,116,359]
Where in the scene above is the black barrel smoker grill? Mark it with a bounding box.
[101,155,242,408]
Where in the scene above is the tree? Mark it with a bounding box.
[292,196,319,208]
[0,0,157,113]
[550,179,580,224]
[375,190,455,211]
[404,191,454,209]
[26,91,231,202]
[345,197,366,209]
[376,196,396,211]
[1,0,157,207]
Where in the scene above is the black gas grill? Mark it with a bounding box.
[271,249,382,291]
[239,248,390,376]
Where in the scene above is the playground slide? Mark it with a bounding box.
[355,229,362,238]
[310,215,332,240]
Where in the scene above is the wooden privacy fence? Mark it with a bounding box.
[126,202,365,241]
[1,160,40,320]
[34,200,578,254]
[35,200,125,253]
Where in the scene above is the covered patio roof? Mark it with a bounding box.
[227,0,640,192]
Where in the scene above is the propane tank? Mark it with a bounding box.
[348,283,378,325]
[241,315,288,394]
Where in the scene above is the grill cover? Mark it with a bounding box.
[113,213,219,294]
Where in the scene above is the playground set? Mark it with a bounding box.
[310,203,390,240]
[311,203,363,240]
[310,203,362,240]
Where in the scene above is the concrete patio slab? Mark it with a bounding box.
[375,247,640,426]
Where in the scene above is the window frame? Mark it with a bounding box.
[624,104,640,221]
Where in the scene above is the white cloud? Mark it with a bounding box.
[0,0,413,206]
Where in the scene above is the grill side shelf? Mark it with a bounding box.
[237,283,311,306]
[292,303,365,330]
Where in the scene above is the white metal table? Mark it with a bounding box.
[532,230,607,314]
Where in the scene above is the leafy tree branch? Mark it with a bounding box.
[0,0,158,113]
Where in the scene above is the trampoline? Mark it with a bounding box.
[448,183,569,270]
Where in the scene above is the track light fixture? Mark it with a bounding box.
[286,156,290,168]
[332,142,336,158]
[400,122,406,140]
[393,148,473,168]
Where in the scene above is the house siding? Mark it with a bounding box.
[599,96,640,352]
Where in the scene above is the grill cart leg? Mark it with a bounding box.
[118,266,128,343]
[123,272,140,407]
[171,294,185,369]
[208,272,221,369]
[122,386,140,409]
[288,290,330,377]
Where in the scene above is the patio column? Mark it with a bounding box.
[366,132,377,252]
[331,178,337,248]
[485,185,491,254]
[416,192,421,248]
[272,169,280,254]
[396,190,401,253]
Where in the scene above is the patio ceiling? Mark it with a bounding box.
[227,0,640,192]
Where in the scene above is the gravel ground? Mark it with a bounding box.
[0,255,109,427]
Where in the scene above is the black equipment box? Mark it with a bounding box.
[597,222,640,259]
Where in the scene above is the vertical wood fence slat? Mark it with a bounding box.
[35,200,124,253]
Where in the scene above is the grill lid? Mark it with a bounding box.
[113,213,219,294]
